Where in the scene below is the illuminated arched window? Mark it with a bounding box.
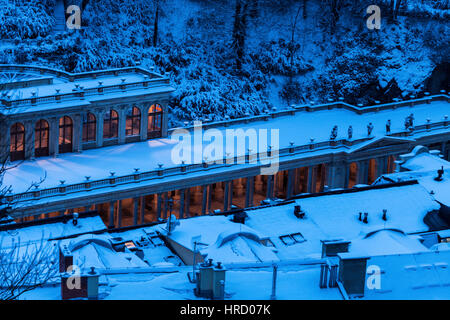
[35,120,49,157]
[348,162,358,188]
[103,110,119,139]
[126,107,141,136]
[59,116,73,154]
[368,159,378,184]
[82,113,96,142]
[10,122,25,161]
[148,104,162,139]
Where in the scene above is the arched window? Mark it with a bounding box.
[148,104,162,139]
[10,122,25,161]
[59,116,73,154]
[348,162,358,188]
[35,120,49,157]
[82,113,96,142]
[126,107,141,136]
[103,109,119,139]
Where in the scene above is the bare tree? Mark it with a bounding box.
[232,0,250,71]
[153,0,161,47]
[0,147,52,300]
[0,236,58,300]
[288,2,303,81]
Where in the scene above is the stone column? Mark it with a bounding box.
[245,177,254,207]
[24,120,35,159]
[73,114,83,153]
[117,200,122,228]
[118,108,127,144]
[157,193,162,220]
[442,142,448,161]
[133,198,139,226]
[202,185,208,215]
[229,181,233,209]
[163,192,169,219]
[49,117,59,157]
[208,185,212,212]
[307,166,314,193]
[377,157,387,177]
[357,160,369,185]
[179,189,185,219]
[140,103,149,141]
[95,110,104,147]
[327,162,346,190]
[161,102,169,138]
[108,201,115,228]
[266,175,274,199]
[140,196,145,225]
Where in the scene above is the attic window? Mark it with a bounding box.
[279,232,306,246]
[125,241,136,249]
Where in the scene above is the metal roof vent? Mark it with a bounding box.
[434,166,444,181]
[294,205,305,219]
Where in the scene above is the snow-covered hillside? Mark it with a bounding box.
[0,0,448,126]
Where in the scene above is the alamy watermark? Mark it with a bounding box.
[66,5,81,30]
[66,264,81,290]
[366,264,381,290]
[366,5,381,30]
[170,121,280,175]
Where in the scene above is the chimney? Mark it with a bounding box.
[434,166,444,181]
[294,205,305,219]
[59,244,73,273]
[61,266,99,300]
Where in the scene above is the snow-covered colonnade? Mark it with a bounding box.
[1,65,449,228]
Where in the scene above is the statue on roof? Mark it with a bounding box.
[367,122,374,136]
[330,125,338,140]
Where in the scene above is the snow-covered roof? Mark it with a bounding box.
[18,264,343,300]
[0,214,106,249]
[375,153,450,206]
[4,98,449,201]
[61,233,149,270]
[161,215,278,264]
[338,229,429,259]
[243,182,438,260]
[0,65,173,114]
[355,250,450,300]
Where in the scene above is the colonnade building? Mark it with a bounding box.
[1,65,449,229]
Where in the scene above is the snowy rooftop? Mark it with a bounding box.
[150,182,439,263]
[338,229,429,259]
[346,249,450,300]
[3,96,450,200]
[375,151,450,206]
[19,264,342,300]
[161,215,279,264]
[0,65,174,113]
[0,213,106,249]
